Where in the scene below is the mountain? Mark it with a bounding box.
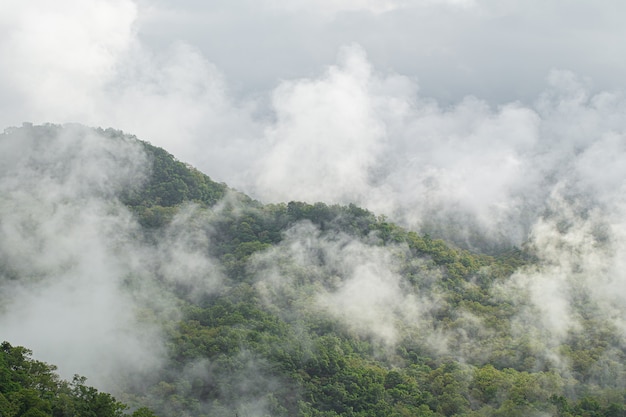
[0,123,625,417]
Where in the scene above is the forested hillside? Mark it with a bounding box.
[1,124,625,417]
[0,341,157,417]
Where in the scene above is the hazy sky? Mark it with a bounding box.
[135,0,626,103]
[3,1,626,128]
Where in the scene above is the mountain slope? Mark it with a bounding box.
[1,124,625,417]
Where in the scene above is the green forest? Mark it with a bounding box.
[1,124,625,417]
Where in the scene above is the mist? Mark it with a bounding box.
[0,125,226,391]
[251,221,445,350]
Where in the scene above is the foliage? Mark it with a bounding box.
[121,139,228,209]
[0,341,156,417]
[3,124,626,417]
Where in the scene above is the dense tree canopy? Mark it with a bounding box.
[2,124,625,417]
[0,341,158,417]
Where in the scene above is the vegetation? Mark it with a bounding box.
[0,341,156,417]
[2,124,626,416]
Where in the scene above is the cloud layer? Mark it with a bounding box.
[0,125,224,390]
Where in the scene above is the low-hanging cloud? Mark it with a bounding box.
[252,44,546,247]
[251,222,445,348]
[0,125,226,391]
[0,125,160,389]
[249,48,626,252]
[488,181,626,380]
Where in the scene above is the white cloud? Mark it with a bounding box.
[0,0,137,123]
[254,45,387,204]
[252,222,440,347]
[0,125,162,389]
[0,126,224,390]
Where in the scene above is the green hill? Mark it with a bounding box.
[1,124,624,417]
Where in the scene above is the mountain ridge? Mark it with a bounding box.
[1,123,624,417]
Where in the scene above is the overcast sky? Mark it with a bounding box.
[2,0,626,241]
[3,1,626,122]
[135,0,626,103]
